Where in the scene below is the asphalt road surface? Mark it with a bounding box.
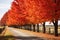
[7,27,48,40]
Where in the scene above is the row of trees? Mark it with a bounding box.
[0,0,60,36]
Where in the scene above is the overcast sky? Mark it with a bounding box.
[0,0,13,20]
[0,0,60,25]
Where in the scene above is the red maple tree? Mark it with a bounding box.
[1,0,60,36]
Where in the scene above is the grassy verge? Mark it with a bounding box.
[0,28,15,40]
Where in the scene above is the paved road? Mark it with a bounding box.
[7,27,47,40]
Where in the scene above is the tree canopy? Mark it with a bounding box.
[1,0,60,26]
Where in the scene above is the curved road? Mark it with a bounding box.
[7,27,47,40]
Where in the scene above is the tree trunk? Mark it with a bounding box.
[33,24,35,32]
[43,22,46,33]
[25,26,27,30]
[37,24,39,32]
[20,26,22,29]
[29,25,32,31]
[53,20,58,36]
[24,26,26,30]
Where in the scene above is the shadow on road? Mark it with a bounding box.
[0,36,46,40]
[0,36,59,40]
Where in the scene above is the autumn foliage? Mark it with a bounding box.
[0,12,8,26]
[1,0,60,26]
